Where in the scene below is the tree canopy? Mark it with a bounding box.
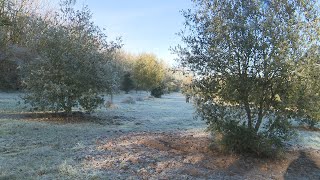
[0,0,122,112]
[132,53,165,91]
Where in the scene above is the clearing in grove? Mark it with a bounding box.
[0,92,319,179]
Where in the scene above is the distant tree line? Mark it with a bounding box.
[115,51,186,97]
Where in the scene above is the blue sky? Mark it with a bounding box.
[75,0,193,65]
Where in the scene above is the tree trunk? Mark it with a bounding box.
[255,101,264,132]
[244,100,252,129]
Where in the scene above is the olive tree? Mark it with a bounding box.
[22,1,121,113]
[175,0,319,156]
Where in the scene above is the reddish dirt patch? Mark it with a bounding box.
[86,132,320,179]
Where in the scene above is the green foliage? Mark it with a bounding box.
[0,0,38,45]
[78,93,104,113]
[0,0,26,90]
[0,0,56,91]
[151,84,165,98]
[289,45,320,128]
[215,121,285,157]
[0,44,34,91]
[132,53,165,91]
[22,1,121,113]
[175,0,319,156]
[121,72,135,94]
[0,59,20,90]
[162,69,184,93]
[113,50,136,72]
[114,51,182,94]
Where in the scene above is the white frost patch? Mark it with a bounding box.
[58,161,78,177]
[71,142,85,150]
[288,130,320,150]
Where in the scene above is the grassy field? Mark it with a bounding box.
[0,92,319,179]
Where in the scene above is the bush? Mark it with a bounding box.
[79,94,104,113]
[121,72,134,94]
[215,121,285,157]
[196,97,295,157]
[151,85,164,98]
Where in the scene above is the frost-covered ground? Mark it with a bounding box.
[0,92,204,179]
[0,92,319,179]
[98,92,205,132]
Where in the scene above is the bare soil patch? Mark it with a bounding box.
[84,131,320,179]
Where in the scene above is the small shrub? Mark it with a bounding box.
[79,94,104,113]
[216,121,283,157]
[151,85,164,98]
[121,72,135,94]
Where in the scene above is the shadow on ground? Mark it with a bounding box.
[0,111,112,124]
[284,151,320,179]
